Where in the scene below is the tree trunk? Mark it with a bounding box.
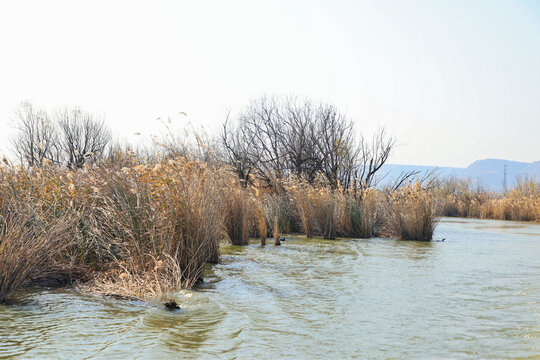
[273,215,281,246]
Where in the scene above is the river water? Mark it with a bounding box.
[1,218,539,359]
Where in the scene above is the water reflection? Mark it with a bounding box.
[391,238,438,261]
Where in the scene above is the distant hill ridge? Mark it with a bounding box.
[380,159,540,192]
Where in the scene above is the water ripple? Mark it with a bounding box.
[1,218,539,359]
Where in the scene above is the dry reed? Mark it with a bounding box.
[0,155,475,303]
[0,157,228,302]
[384,182,439,241]
[436,177,540,222]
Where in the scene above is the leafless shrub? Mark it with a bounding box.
[221,96,399,192]
[56,107,111,169]
[10,102,111,169]
[11,101,60,167]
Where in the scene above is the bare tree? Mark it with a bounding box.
[223,97,287,187]
[280,98,321,181]
[314,103,359,189]
[56,107,111,169]
[222,96,322,187]
[222,96,401,193]
[222,115,259,186]
[11,101,60,167]
[242,96,287,185]
[387,168,440,191]
[352,128,396,191]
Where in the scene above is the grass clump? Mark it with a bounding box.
[384,182,440,241]
[0,157,228,302]
[222,180,251,246]
[286,178,344,240]
[0,157,447,303]
[0,212,74,302]
[342,189,381,239]
[436,177,540,222]
[0,166,78,302]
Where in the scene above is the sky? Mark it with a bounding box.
[0,0,539,167]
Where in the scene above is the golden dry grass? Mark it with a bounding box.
[0,157,229,302]
[0,157,453,302]
[0,167,78,302]
[222,182,250,246]
[383,182,439,241]
[436,178,540,222]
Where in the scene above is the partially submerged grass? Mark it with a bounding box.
[0,178,77,302]
[342,189,381,239]
[0,158,228,302]
[223,183,250,245]
[78,255,182,301]
[263,192,297,237]
[286,179,385,240]
[436,177,540,222]
[286,179,344,240]
[384,182,439,241]
[0,158,446,303]
[0,213,70,302]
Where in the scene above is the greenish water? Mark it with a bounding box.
[1,218,539,359]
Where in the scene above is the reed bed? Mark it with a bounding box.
[0,156,445,303]
[0,157,230,302]
[342,189,382,239]
[222,182,250,246]
[286,178,345,240]
[0,211,74,302]
[3,99,535,304]
[436,177,540,222]
[0,164,78,302]
[285,178,438,241]
[383,182,439,241]
[263,192,298,240]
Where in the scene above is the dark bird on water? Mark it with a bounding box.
[164,299,180,310]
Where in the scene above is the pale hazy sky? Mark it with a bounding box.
[1,0,539,167]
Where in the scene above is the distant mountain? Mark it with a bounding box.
[379,159,540,192]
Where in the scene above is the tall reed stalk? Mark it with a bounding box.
[384,182,439,241]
